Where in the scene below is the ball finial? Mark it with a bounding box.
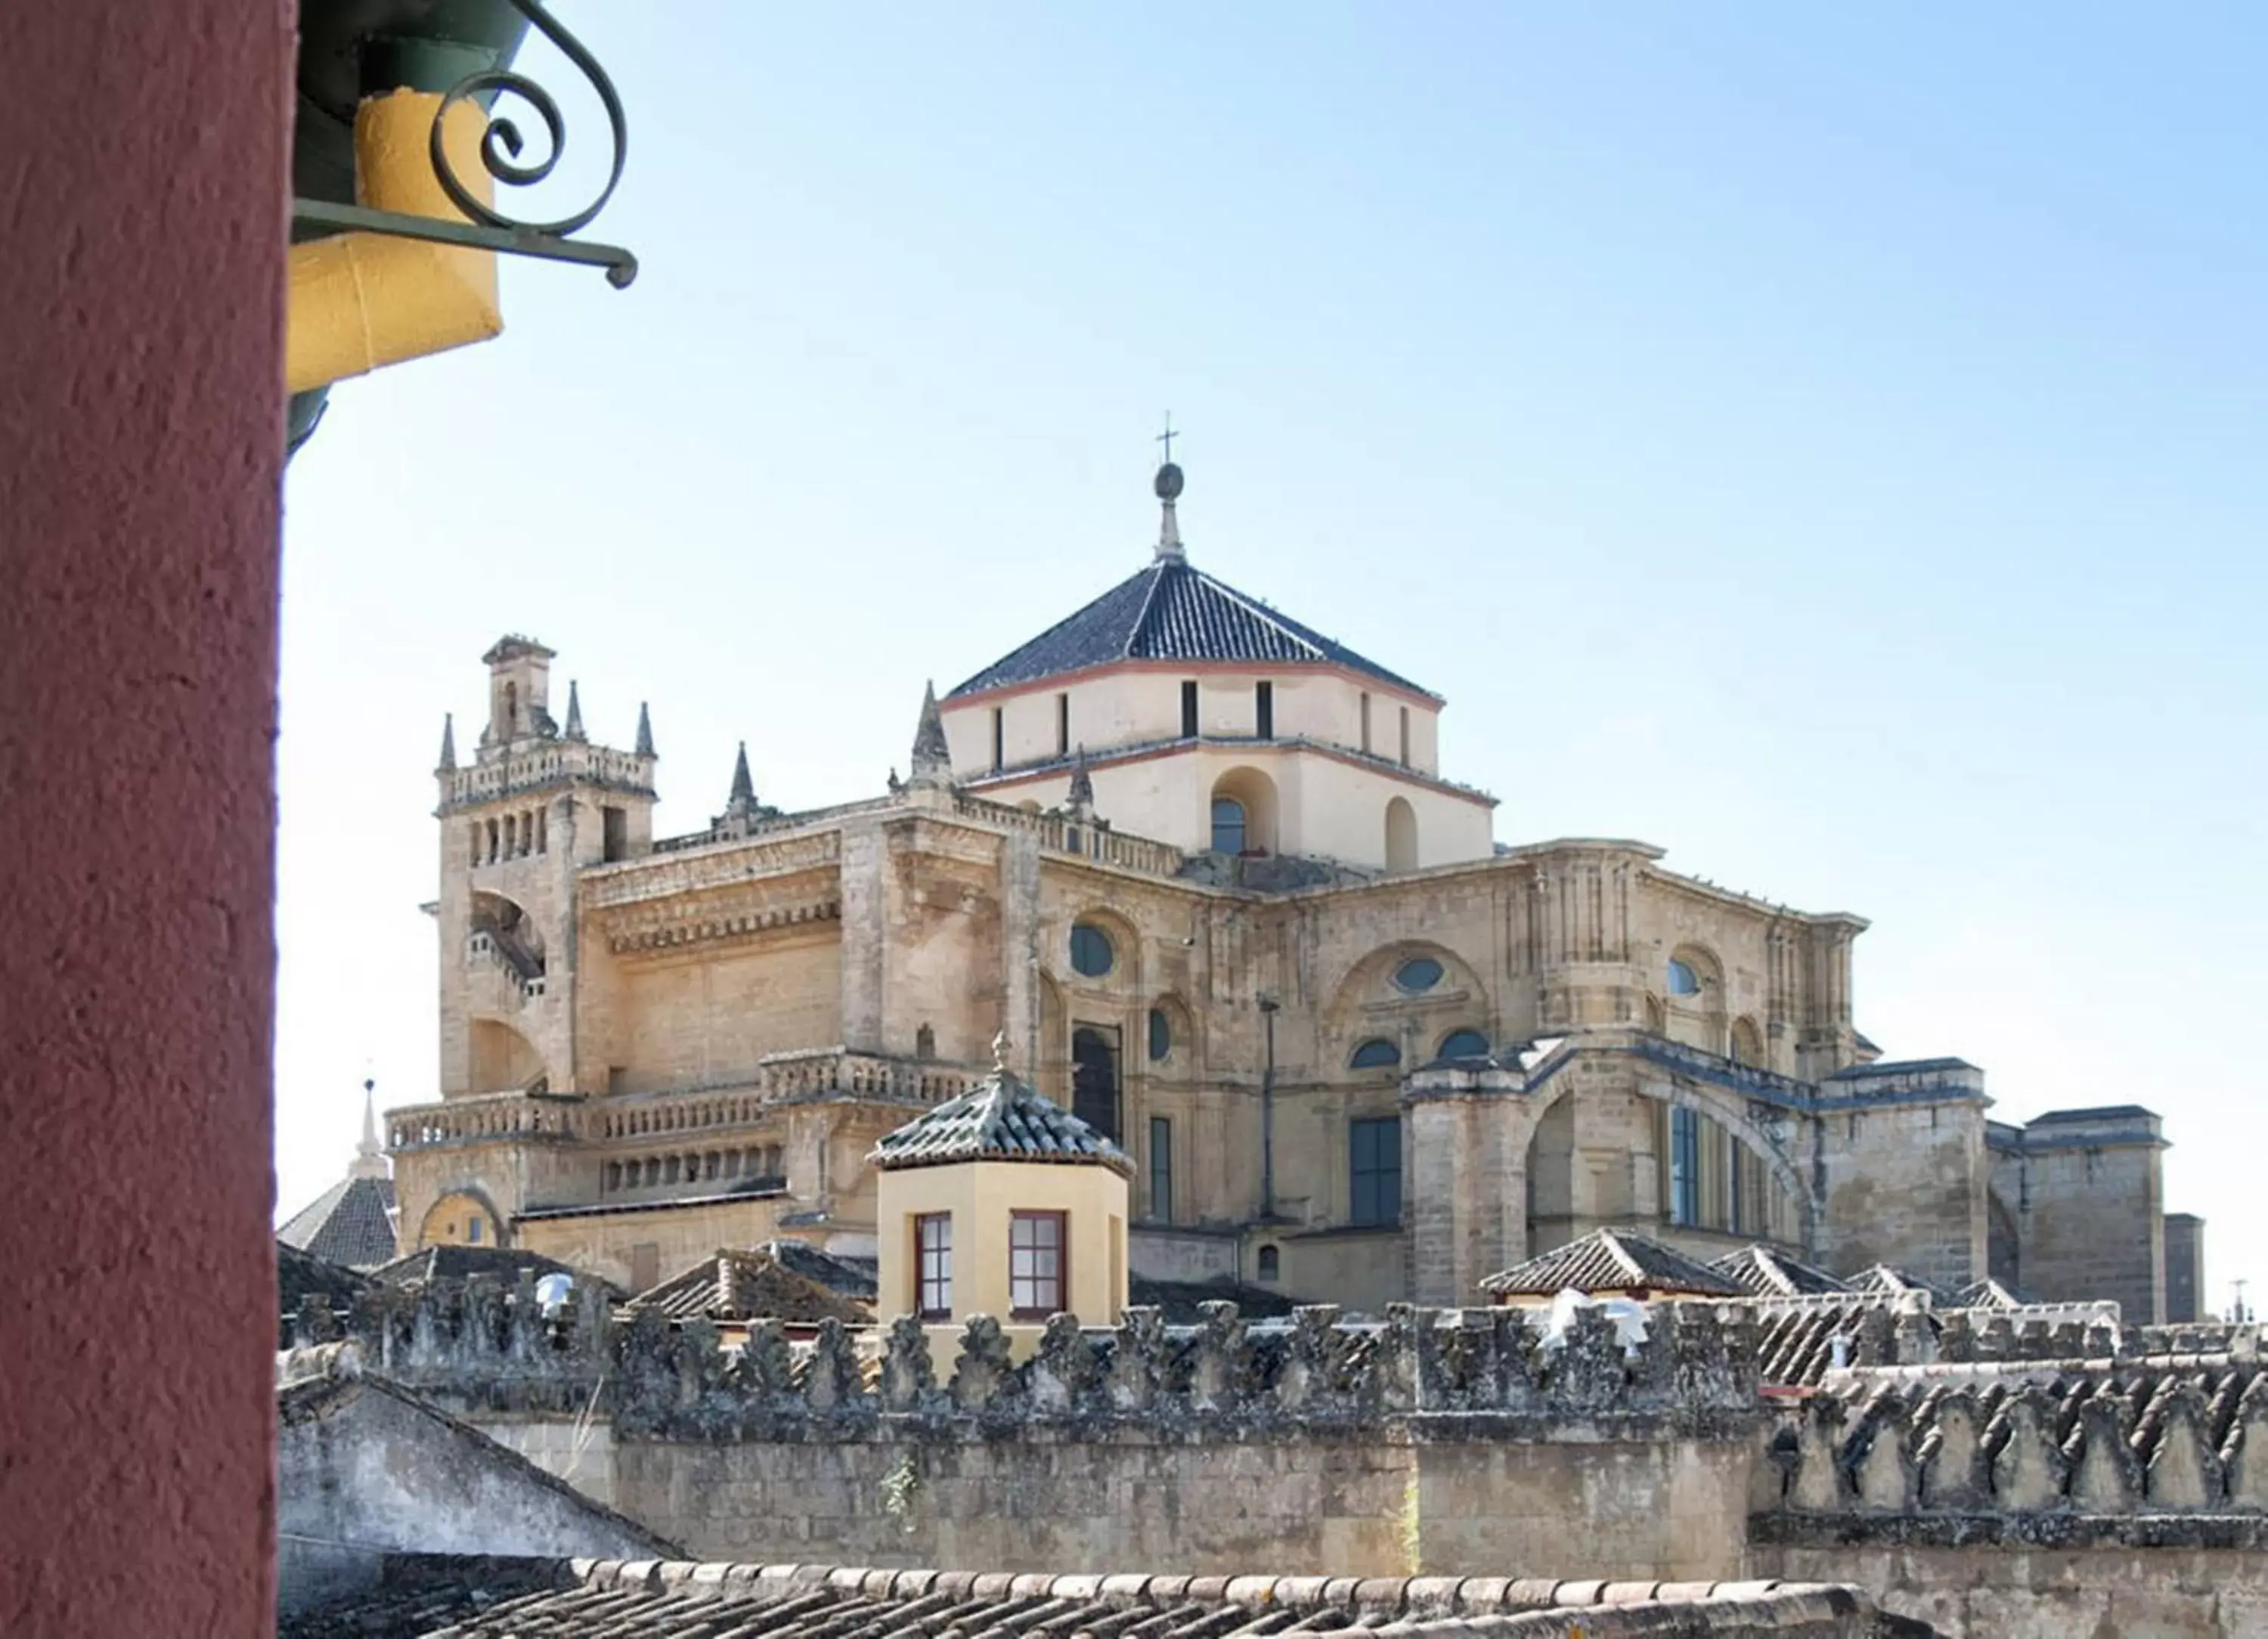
[1154,462,1185,501]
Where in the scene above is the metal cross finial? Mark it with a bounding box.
[1156,414,1177,464]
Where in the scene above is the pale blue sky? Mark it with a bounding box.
[277,5,2265,1309]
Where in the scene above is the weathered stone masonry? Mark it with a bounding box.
[301,1275,1765,1580]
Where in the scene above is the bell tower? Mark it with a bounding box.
[480,634,557,748]
[430,634,658,1106]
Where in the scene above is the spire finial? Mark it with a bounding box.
[1153,417,1186,563]
[727,740,755,810]
[634,701,655,758]
[563,680,586,741]
[437,712,457,772]
[909,680,952,786]
[350,1077,389,1180]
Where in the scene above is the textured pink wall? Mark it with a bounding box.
[0,6,293,1635]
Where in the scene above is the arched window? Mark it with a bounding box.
[1393,956,1443,993]
[1384,797,1418,872]
[1210,796,1247,855]
[1148,1007,1172,1062]
[1436,1028,1491,1061]
[1069,922,1114,978]
[1071,1027,1120,1141]
[1667,958,1702,996]
[1349,1038,1401,1070]
[1256,1244,1281,1282]
[915,1022,936,1059]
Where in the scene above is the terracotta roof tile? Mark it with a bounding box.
[1479,1228,1745,1300]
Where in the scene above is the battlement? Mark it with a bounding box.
[1755,1346,2268,1542]
[291,1275,1765,1440]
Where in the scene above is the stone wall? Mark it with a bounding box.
[328,1275,1766,1582]
[1747,1338,2268,1636]
[276,1373,669,1615]
[1988,1108,2167,1322]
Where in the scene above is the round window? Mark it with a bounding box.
[1148,1006,1172,1062]
[1349,1038,1402,1070]
[1667,958,1702,996]
[1070,922,1114,978]
[1393,956,1444,993]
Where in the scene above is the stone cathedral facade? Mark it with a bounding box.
[383,465,2195,1320]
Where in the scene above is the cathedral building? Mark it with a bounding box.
[383,463,2192,1319]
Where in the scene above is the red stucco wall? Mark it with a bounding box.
[0,7,293,1635]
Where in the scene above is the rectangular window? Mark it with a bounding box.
[1669,1107,1700,1227]
[1148,1115,1173,1223]
[1727,1130,1747,1236]
[601,805,627,863]
[916,1212,953,1318]
[1349,1116,1402,1226]
[1180,679,1199,738]
[1009,1210,1066,1317]
[466,1215,483,1245]
[1359,692,1372,753]
[1056,692,1070,757]
[1398,705,1411,767]
[1254,680,1274,739]
[990,707,1004,773]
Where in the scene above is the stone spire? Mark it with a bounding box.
[349,1077,388,1181]
[1154,455,1185,564]
[436,712,457,771]
[1067,745,1094,812]
[562,680,586,741]
[727,741,755,813]
[908,680,951,787]
[635,701,655,758]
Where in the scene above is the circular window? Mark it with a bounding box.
[1667,958,1702,996]
[1393,956,1444,993]
[1070,922,1114,978]
[1148,1006,1172,1062]
[1436,1028,1491,1061]
[1349,1037,1402,1070]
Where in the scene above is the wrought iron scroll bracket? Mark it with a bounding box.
[291,0,637,288]
[290,199,637,288]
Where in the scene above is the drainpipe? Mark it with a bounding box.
[1258,996,1279,1219]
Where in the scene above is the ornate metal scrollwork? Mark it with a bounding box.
[429,0,628,244]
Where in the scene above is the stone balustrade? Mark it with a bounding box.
[440,742,654,811]
[952,793,1186,878]
[596,1051,986,1145]
[386,1091,580,1152]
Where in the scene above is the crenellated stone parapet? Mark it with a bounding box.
[319,1278,1765,1442]
[1755,1349,2268,1536]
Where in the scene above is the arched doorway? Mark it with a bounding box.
[1070,1026,1120,1142]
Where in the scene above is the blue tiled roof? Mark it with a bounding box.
[947,559,1432,700]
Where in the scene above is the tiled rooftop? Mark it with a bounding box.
[869,1063,1132,1176]
[1709,1245,1850,1300]
[277,1173,398,1269]
[624,1248,871,1327]
[1480,1228,1746,1300]
[947,559,1430,700]
[281,1556,1929,1638]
